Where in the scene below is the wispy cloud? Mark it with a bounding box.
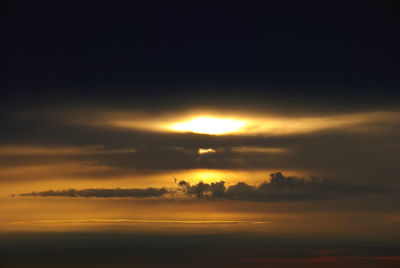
[20,187,167,198]
[0,145,138,155]
[24,219,270,224]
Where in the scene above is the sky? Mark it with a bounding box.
[2,1,400,267]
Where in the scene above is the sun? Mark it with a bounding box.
[171,116,246,135]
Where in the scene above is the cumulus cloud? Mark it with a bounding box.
[177,172,390,201]
[180,180,227,199]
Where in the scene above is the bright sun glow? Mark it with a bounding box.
[171,117,246,135]
[198,148,216,154]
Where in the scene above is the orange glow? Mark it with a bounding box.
[198,148,216,154]
[82,110,400,137]
[231,146,289,153]
[0,166,306,197]
[170,116,247,135]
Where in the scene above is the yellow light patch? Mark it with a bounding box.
[198,148,216,154]
[171,117,246,135]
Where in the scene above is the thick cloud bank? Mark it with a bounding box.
[19,172,390,201]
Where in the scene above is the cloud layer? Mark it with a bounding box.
[19,172,390,201]
[177,172,389,201]
[20,187,167,198]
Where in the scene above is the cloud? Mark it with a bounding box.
[0,145,138,156]
[181,180,227,199]
[177,172,391,201]
[20,187,168,198]
[101,111,400,136]
[29,219,269,224]
[1,105,400,190]
[18,172,391,201]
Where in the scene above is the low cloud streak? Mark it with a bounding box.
[20,187,168,198]
[19,172,391,201]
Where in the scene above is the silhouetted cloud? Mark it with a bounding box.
[177,172,391,201]
[181,181,226,199]
[20,187,168,198]
[19,172,391,201]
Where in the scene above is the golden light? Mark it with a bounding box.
[170,117,246,135]
[198,148,216,154]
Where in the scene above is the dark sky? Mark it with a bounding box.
[4,1,400,106]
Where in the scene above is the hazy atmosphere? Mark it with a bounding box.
[3,1,400,267]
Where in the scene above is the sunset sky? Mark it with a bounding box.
[3,1,400,267]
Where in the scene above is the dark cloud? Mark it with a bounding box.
[1,118,398,167]
[19,172,391,201]
[182,181,227,199]
[1,114,399,193]
[178,172,392,201]
[20,187,168,198]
